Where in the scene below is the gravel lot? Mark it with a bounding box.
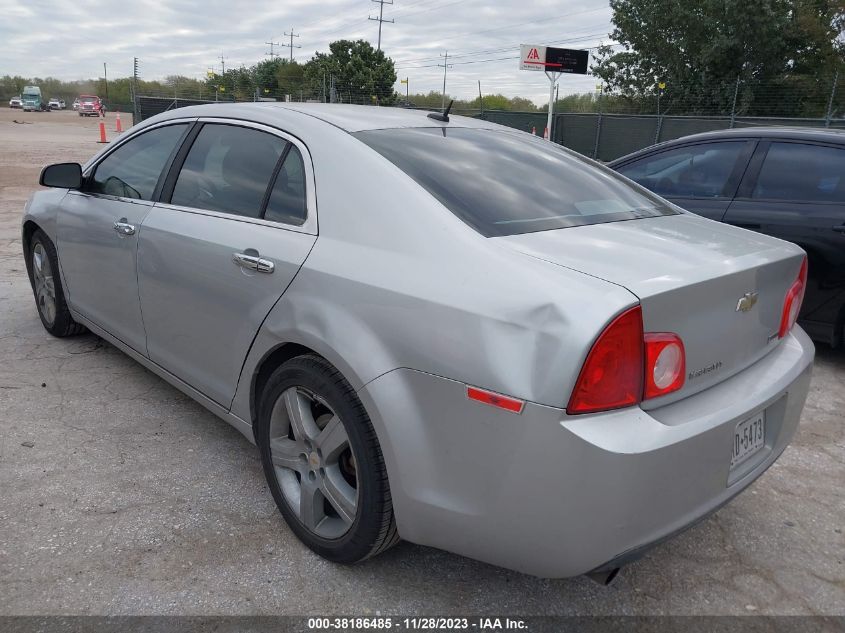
[0,107,843,616]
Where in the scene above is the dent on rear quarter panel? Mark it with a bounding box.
[229,123,639,425]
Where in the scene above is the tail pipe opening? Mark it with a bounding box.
[586,567,621,586]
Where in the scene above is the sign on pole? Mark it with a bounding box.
[520,45,547,71]
[520,44,590,142]
[520,45,589,74]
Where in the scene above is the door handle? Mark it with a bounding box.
[232,252,275,274]
[113,219,136,236]
[833,225,845,234]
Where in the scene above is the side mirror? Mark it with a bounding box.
[39,163,83,189]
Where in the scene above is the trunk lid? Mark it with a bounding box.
[496,213,806,406]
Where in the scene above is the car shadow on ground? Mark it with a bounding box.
[814,342,845,368]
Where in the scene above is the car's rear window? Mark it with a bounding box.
[355,127,678,237]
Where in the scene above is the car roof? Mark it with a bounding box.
[265,103,499,132]
[674,126,845,141]
[609,126,845,164]
[152,102,499,133]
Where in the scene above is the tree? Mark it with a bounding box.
[592,0,845,115]
[303,39,397,104]
[508,96,539,111]
[275,60,305,98]
[253,59,282,94]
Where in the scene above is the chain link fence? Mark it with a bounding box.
[480,111,845,161]
[133,72,844,160]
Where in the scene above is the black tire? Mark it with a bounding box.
[256,354,399,564]
[26,229,86,337]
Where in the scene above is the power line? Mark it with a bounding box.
[395,35,613,70]
[294,0,437,31]
[283,29,301,62]
[317,0,463,41]
[368,0,394,52]
[394,28,610,65]
[437,4,609,43]
[392,0,464,20]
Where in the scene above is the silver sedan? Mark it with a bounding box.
[22,104,814,580]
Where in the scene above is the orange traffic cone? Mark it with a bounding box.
[531,126,536,135]
[115,110,123,133]
[98,121,108,143]
[543,126,549,140]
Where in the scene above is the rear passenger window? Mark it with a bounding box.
[171,124,286,218]
[618,141,747,199]
[264,146,307,225]
[752,143,845,203]
[90,124,188,200]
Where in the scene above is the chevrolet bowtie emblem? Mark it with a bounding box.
[736,291,759,312]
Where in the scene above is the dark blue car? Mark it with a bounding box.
[609,127,845,348]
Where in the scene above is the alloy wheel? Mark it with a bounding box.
[32,242,56,326]
[268,386,359,539]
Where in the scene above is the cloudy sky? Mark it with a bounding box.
[1,0,615,104]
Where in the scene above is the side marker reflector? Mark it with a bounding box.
[466,386,525,414]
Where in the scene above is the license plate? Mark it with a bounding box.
[731,412,766,467]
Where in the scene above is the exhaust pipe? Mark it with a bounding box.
[586,567,621,586]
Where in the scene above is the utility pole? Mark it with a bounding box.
[103,62,108,101]
[266,38,280,60]
[654,81,665,143]
[593,81,604,159]
[730,75,740,128]
[478,80,483,116]
[825,71,839,128]
[283,29,301,62]
[132,57,139,122]
[368,0,394,52]
[438,51,452,112]
[219,52,228,75]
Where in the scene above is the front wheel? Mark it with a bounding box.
[256,354,398,564]
[27,229,86,337]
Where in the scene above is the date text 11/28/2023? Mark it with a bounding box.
[307,617,528,630]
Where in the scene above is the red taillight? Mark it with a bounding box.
[643,333,685,400]
[566,306,644,414]
[567,306,687,414]
[779,257,808,339]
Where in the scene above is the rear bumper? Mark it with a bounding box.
[358,327,814,578]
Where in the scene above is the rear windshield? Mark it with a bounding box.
[355,127,678,237]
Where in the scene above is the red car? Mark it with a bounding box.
[77,95,104,117]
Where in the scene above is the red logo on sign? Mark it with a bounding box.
[527,48,540,60]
